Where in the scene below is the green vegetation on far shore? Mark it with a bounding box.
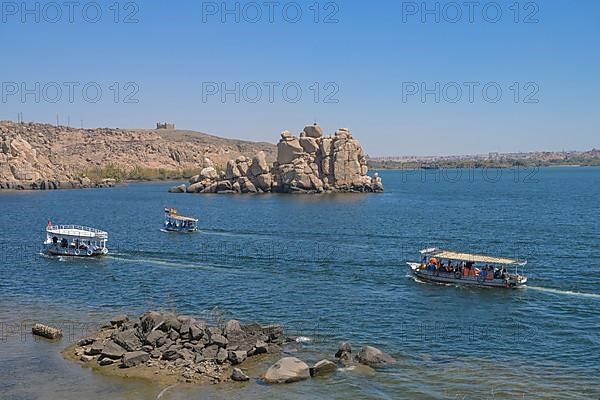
[82,164,205,183]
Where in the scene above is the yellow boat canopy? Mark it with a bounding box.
[164,208,198,222]
[420,248,527,266]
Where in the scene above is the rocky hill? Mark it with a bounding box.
[0,121,276,190]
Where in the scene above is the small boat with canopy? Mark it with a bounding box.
[408,248,527,288]
[163,208,198,233]
[43,222,109,257]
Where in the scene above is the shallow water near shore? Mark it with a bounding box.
[1,167,599,399]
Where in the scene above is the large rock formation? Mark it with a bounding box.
[172,124,384,194]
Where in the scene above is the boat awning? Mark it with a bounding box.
[420,248,527,266]
[47,226,108,240]
[168,215,198,222]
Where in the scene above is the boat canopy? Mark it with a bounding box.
[47,225,108,240]
[164,208,198,222]
[420,248,527,266]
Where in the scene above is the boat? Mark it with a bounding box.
[408,248,527,288]
[43,222,109,257]
[163,208,198,233]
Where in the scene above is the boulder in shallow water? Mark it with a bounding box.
[187,182,204,193]
[31,323,63,340]
[355,346,396,368]
[263,357,311,384]
[335,341,352,359]
[232,367,250,382]
[310,359,337,377]
[168,184,187,193]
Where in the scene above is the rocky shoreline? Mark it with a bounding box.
[63,311,397,386]
[170,124,384,194]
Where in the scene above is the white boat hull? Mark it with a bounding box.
[43,244,108,257]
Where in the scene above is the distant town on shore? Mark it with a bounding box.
[369,149,600,169]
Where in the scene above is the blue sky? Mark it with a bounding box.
[1,0,598,156]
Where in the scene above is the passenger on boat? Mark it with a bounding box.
[494,268,502,279]
[444,261,453,273]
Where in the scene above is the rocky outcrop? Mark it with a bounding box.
[0,120,276,190]
[171,124,384,194]
[66,311,285,385]
[66,315,398,386]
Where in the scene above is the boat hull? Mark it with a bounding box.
[162,227,198,233]
[407,263,527,288]
[44,245,108,257]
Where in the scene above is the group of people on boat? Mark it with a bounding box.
[165,220,196,230]
[421,257,510,281]
[51,236,99,252]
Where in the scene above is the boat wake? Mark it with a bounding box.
[528,286,600,300]
[105,254,235,272]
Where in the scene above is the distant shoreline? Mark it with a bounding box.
[369,164,595,171]
[368,161,599,170]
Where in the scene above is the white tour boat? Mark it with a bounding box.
[163,208,198,233]
[408,248,527,288]
[43,223,109,257]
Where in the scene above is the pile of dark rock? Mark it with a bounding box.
[71,312,284,384]
[169,124,384,195]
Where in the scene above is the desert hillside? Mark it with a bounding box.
[0,121,276,189]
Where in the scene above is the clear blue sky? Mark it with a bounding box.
[1,0,598,156]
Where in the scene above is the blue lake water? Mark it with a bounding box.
[1,167,599,399]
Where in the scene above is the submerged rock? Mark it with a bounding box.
[232,368,250,382]
[355,346,396,368]
[310,359,337,377]
[335,341,352,360]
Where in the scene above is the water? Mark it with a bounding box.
[1,167,599,399]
